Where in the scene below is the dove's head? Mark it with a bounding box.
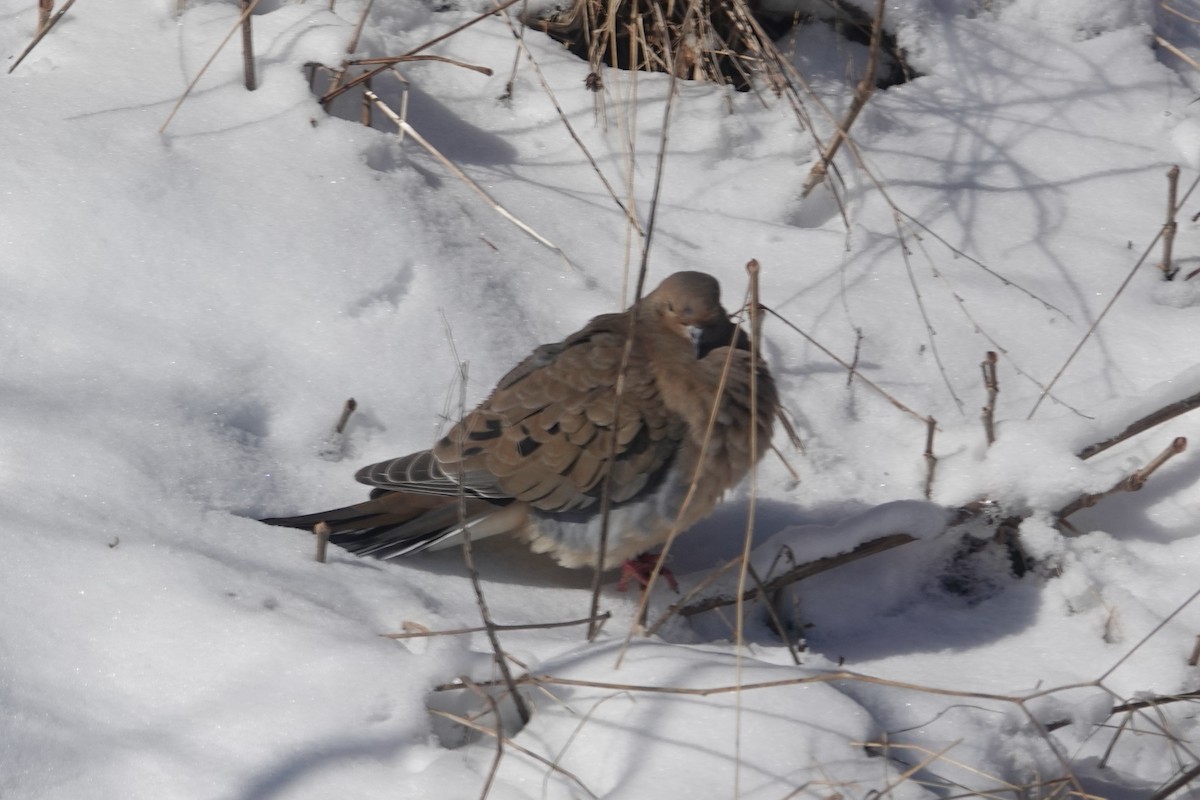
[647,271,743,357]
[649,271,724,326]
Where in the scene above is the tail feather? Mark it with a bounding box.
[259,492,521,560]
[261,491,442,532]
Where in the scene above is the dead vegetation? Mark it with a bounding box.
[522,0,910,90]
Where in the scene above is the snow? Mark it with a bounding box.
[3,0,1200,798]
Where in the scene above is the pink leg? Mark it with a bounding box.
[617,553,679,593]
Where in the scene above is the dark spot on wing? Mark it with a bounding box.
[468,419,504,441]
[614,425,653,460]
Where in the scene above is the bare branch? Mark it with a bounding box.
[1059,437,1188,524]
[428,708,598,798]
[675,533,917,618]
[495,9,641,232]
[801,0,885,197]
[319,0,529,106]
[1149,762,1200,800]
[1028,170,1200,418]
[334,397,357,435]
[923,416,938,500]
[1159,165,1181,279]
[240,0,257,91]
[981,351,998,446]
[846,328,863,389]
[364,90,571,266]
[453,361,531,726]
[1076,390,1200,460]
[764,306,930,424]
[160,0,263,133]
[8,0,80,74]
[319,397,358,462]
[383,613,610,640]
[1045,690,1200,732]
[349,54,494,76]
[314,521,330,563]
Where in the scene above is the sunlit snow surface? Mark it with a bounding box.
[2,0,1199,797]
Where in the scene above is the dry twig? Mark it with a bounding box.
[160,0,263,133]
[586,261,654,642]
[316,0,375,104]
[1057,437,1188,526]
[1044,689,1200,732]
[239,0,257,91]
[733,258,765,794]
[8,0,79,74]
[458,677,506,800]
[894,215,965,414]
[923,416,937,499]
[735,259,765,638]
[604,9,697,645]
[644,555,746,636]
[349,54,493,75]
[1150,763,1200,800]
[846,328,863,389]
[1158,34,1200,72]
[1159,165,1181,279]
[437,666,1094,703]
[334,397,357,435]
[428,708,598,798]
[452,361,532,726]
[434,586,1200,795]
[314,521,330,563]
[981,351,998,446]
[801,0,885,197]
[364,89,571,266]
[383,613,610,640]
[619,280,753,656]
[1077,389,1200,460]
[320,0,528,106]
[1028,170,1200,418]
[673,533,917,618]
[764,306,929,424]
[496,8,641,232]
[318,397,358,461]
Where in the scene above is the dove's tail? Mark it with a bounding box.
[260,492,525,560]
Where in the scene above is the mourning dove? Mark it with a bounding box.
[261,271,777,574]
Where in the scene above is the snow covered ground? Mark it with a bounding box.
[3,0,1200,797]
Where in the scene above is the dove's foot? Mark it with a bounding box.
[617,553,678,593]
